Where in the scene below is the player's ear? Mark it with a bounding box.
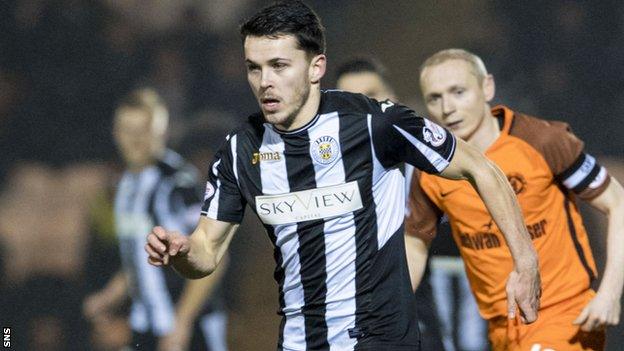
[483,74,495,102]
[309,54,326,84]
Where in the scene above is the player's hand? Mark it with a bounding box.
[573,292,621,332]
[83,292,113,321]
[506,267,541,324]
[157,319,192,351]
[145,226,190,266]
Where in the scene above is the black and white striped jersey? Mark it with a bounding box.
[115,150,223,336]
[201,90,456,350]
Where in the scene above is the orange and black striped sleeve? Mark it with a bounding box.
[511,114,610,200]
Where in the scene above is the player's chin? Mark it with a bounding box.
[264,109,293,124]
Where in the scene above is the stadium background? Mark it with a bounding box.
[0,0,622,350]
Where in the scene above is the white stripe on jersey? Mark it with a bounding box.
[309,112,357,350]
[404,164,414,215]
[368,114,406,249]
[367,114,386,182]
[588,166,607,189]
[373,169,405,248]
[231,134,240,185]
[260,125,307,348]
[563,154,596,189]
[206,159,222,218]
[393,125,450,172]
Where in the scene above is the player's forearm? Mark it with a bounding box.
[404,235,429,292]
[597,197,624,299]
[172,233,218,279]
[175,257,226,323]
[469,161,538,271]
[102,270,131,305]
[172,224,235,279]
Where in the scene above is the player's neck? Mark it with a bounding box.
[466,111,500,152]
[276,87,321,132]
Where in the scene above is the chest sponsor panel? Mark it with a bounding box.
[254,181,363,225]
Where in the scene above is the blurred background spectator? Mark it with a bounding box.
[0,0,622,350]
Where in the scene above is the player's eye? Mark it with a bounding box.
[246,64,260,72]
[427,95,440,104]
[273,62,288,70]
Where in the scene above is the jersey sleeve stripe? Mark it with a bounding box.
[588,166,608,189]
[231,134,240,186]
[392,125,450,173]
[561,153,596,189]
[571,162,602,193]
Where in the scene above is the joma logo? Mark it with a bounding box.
[252,152,280,164]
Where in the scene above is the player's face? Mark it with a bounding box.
[244,35,323,129]
[337,72,396,101]
[113,108,161,170]
[420,59,493,141]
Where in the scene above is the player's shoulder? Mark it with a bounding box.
[157,150,199,186]
[319,89,383,114]
[508,109,580,151]
[506,108,585,173]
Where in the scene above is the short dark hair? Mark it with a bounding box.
[336,57,389,81]
[240,0,325,56]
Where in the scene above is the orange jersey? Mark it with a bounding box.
[406,105,611,320]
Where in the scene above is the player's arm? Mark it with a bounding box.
[370,99,539,320]
[404,167,440,292]
[83,270,130,320]
[574,177,624,331]
[158,255,229,351]
[439,138,541,323]
[145,216,238,279]
[405,235,430,292]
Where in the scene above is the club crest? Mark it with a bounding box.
[311,136,340,165]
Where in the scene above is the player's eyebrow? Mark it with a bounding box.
[245,57,292,65]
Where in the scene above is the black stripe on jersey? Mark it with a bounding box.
[338,113,377,345]
[557,152,587,181]
[283,131,330,350]
[264,224,287,351]
[572,163,601,193]
[564,198,596,283]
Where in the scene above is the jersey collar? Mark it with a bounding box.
[491,105,515,136]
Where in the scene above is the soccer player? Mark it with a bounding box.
[335,57,447,351]
[83,88,227,351]
[407,48,624,350]
[145,2,540,350]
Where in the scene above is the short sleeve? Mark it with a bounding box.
[370,99,456,173]
[201,135,246,223]
[511,115,610,200]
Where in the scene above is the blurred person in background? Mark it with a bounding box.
[0,162,108,350]
[335,57,447,351]
[83,88,227,351]
[407,48,624,350]
[145,1,541,350]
